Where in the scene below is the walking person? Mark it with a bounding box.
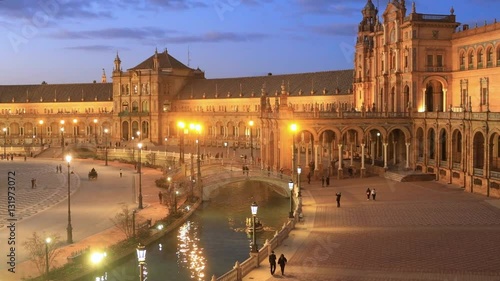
[371,188,377,200]
[321,176,325,187]
[268,251,277,275]
[326,176,330,186]
[31,178,36,189]
[158,191,163,204]
[278,253,288,275]
[307,172,311,184]
[120,169,122,178]
[366,188,371,200]
[336,192,342,207]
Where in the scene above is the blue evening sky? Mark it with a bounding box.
[0,0,498,85]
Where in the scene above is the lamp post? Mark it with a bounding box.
[93,119,98,144]
[138,143,143,209]
[174,190,179,214]
[65,155,73,244]
[224,141,229,159]
[136,243,147,281]
[45,237,51,278]
[194,124,202,186]
[2,128,6,160]
[297,166,302,197]
[178,122,185,164]
[73,119,77,144]
[249,120,254,163]
[104,128,109,166]
[39,120,44,146]
[376,132,380,164]
[288,180,294,218]
[250,202,259,253]
[290,124,297,183]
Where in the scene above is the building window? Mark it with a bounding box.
[122,102,129,112]
[427,55,433,66]
[436,55,443,67]
[487,47,493,66]
[477,49,483,68]
[460,52,465,70]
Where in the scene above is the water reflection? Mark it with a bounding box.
[84,180,288,281]
[177,221,206,280]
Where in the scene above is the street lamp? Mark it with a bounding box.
[250,202,259,253]
[290,124,297,183]
[297,166,302,197]
[136,243,147,281]
[45,237,51,278]
[249,120,254,163]
[104,128,109,166]
[288,180,294,218]
[38,120,44,146]
[178,121,185,164]
[2,127,6,160]
[93,119,98,144]
[73,119,77,144]
[65,154,73,244]
[194,124,202,186]
[138,143,143,209]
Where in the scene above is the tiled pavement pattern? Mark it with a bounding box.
[244,176,500,281]
[0,160,78,228]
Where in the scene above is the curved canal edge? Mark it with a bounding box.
[69,198,203,281]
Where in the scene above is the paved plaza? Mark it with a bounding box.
[244,177,500,281]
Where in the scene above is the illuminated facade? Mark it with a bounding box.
[1,0,500,197]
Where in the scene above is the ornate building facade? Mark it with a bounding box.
[1,0,500,197]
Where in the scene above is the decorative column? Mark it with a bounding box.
[305,144,309,174]
[383,142,388,169]
[337,144,343,179]
[361,143,366,177]
[314,144,319,172]
[350,143,354,167]
[371,141,376,166]
[297,143,301,169]
[405,142,410,169]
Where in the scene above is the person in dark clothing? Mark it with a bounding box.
[278,254,287,275]
[336,192,342,207]
[371,188,377,200]
[307,172,311,184]
[326,176,330,186]
[366,188,371,200]
[321,176,325,187]
[268,251,277,275]
[158,191,163,204]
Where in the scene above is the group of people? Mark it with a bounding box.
[366,188,377,200]
[268,251,288,276]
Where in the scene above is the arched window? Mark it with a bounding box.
[121,102,129,112]
[468,50,474,69]
[459,52,465,70]
[132,101,139,112]
[487,47,493,67]
[477,48,483,68]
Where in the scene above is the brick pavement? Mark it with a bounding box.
[243,175,500,281]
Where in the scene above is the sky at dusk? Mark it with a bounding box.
[0,0,498,85]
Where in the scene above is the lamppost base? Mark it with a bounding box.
[66,225,73,244]
[138,195,143,209]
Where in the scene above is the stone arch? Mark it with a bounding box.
[404,84,410,112]
[428,127,436,160]
[473,131,485,169]
[459,49,466,69]
[416,127,424,159]
[366,128,385,165]
[489,130,500,172]
[476,46,484,68]
[439,128,448,162]
[422,76,447,112]
[387,128,407,166]
[141,121,149,139]
[467,48,475,69]
[121,120,130,140]
[451,128,462,168]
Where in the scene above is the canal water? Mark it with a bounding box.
[86,180,289,281]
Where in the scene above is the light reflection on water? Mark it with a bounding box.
[86,180,288,281]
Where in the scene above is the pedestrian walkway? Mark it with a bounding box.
[0,159,173,281]
[242,175,500,281]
